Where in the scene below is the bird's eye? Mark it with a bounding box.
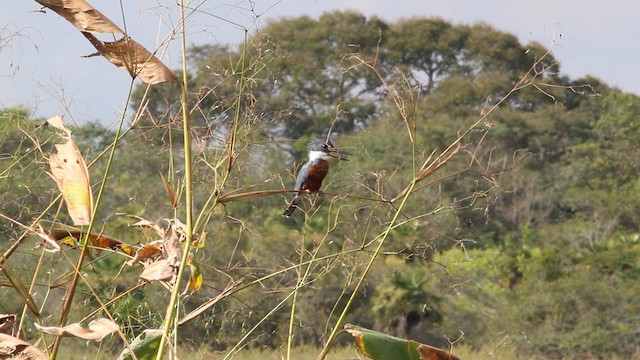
[322,143,328,149]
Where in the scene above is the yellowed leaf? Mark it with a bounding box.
[184,253,203,294]
[140,259,174,282]
[47,116,93,226]
[35,318,118,341]
[48,227,134,255]
[35,0,122,33]
[0,333,47,359]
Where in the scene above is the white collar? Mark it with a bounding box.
[308,150,332,161]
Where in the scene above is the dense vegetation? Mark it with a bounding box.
[1,12,639,359]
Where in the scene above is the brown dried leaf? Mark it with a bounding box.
[0,314,16,334]
[126,241,162,266]
[44,115,71,135]
[162,226,182,267]
[82,32,176,84]
[35,0,175,84]
[139,259,174,282]
[128,217,165,237]
[47,116,93,226]
[35,0,122,33]
[0,333,47,359]
[48,228,134,255]
[35,318,118,341]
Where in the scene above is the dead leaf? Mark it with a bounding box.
[34,0,123,33]
[33,224,62,252]
[35,0,176,84]
[48,227,134,255]
[44,115,71,135]
[0,314,16,334]
[47,116,93,226]
[0,333,47,359]
[140,259,174,282]
[159,171,178,208]
[35,318,118,341]
[128,217,166,237]
[126,241,162,266]
[82,32,176,84]
[162,226,182,267]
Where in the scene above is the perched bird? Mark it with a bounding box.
[283,137,351,217]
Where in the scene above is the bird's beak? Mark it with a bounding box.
[327,146,351,161]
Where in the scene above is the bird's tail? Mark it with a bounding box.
[283,196,301,217]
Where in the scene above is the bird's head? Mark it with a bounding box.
[307,137,351,161]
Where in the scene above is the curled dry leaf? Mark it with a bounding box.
[128,216,166,237]
[81,32,176,84]
[34,224,62,252]
[0,314,16,334]
[0,333,47,359]
[162,226,182,267]
[48,227,134,255]
[47,116,93,226]
[126,241,162,266]
[35,318,119,341]
[34,0,122,33]
[35,0,176,84]
[139,259,174,282]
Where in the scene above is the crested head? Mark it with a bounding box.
[306,136,351,161]
[307,137,333,152]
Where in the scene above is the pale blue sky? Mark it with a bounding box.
[1,0,637,127]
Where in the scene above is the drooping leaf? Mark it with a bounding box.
[128,217,168,237]
[139,259,174,282]
[184,253,203,294]
[35,318,119,341]
[81,32,176,84]
[0,333,47,359]
[47,116,93,226]
[159,171,178,208]
[48,227,135,255]
[344,324,461,360]
[34,0,123,33]
[117,329,163,360]
[162,225,182,267]
[34,0,176,84]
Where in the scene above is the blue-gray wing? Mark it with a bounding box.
[293,161,312,195]
[283,161,311,217]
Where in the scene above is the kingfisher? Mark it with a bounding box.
[283,137,351,217]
